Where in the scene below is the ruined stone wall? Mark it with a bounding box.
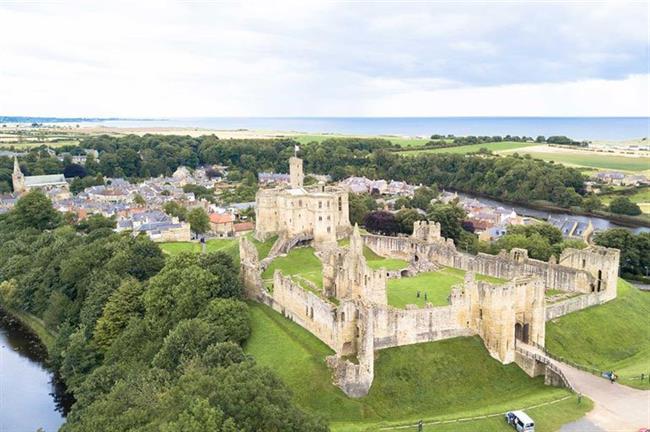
[239,237,264,298]
[327,302,374,398]
[271,272,342,350]
[545,291,606,321]
[363,232,616,299]
[371,303,473,350]
[451,275,545,364]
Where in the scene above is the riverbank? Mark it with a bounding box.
[0,305,56,351]
[450,189,650,230]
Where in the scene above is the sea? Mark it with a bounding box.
[7,117,650,141]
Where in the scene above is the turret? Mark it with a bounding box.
[289,156,304,188]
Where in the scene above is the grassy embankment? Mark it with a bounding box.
[546,279,650,389]
[245,302,591,432]
[1,306,57,350]
[387,267,506,308]
[262,246,324,290]
[338,238,409,271]
[398,141,537,156]
[159,235,277,262]
[599,187,650,214]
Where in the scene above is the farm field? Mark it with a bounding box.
[546,279,650,389]
[515,151,650,172]
[292,133,429,148]
[387,267,506,308]
[398,141,537,156]
[245,302,590,432]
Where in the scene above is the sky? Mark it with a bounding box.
[0,1,648,117]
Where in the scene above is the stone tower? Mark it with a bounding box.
[12,157,25,194]
[289,156,304,188]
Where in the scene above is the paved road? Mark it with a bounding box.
[522,343,650,431]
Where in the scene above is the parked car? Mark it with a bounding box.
[505,410,535,432]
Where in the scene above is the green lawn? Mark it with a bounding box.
[262,246,324,289]
[363,245,409,271]
[517,152,650,172]
[159,238,239,259]
[387,267,506,308]
[546,279,650,389]
[338,239,410,271]
[250,235,277,260]
[245,302,589,432]
[399,141,537,156]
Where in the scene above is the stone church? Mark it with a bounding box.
[12,157,68,195]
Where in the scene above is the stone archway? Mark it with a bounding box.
[515,322,530,343]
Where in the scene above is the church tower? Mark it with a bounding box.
[289,156,304,188]
[12,157,25,194]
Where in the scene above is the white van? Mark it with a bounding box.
[505,410,535,432]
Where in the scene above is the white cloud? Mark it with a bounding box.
[0,1,647,117]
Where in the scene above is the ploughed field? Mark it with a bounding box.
[546,279,650,389]
[387,267,506,308]
[245,302,590,432]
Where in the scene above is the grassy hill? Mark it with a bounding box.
[245,302,590,431]
[546,279,650,389]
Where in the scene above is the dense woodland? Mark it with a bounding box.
[0,191,327,431]
[1,134,587,209]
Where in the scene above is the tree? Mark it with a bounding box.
[64,163,87,178]
[133,193,146,206]
[163,201,188,221]
[395,208,425,234]
[13,190,61,230]
[427,203,466,244]
[76,214,116,233]
[594,229,650,278]
[608,197,642,216]
[411,185,439,210]
[348,193,377,225]
[187,208,210,235]
[363,211,400,235]
[199,299,251,345]
[152,318,220,371]
[582,195,603,212]
[94,278,146,350]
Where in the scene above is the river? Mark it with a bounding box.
[455,192,650,234]
[0,311,72,432]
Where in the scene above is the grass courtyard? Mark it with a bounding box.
[245,302,591,432]
[546,279,650,389]
[262,246,324,290]
[387,267,506,308]
[338,239,410,271]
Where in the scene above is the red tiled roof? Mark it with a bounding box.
[209,213,234,224]
[234,222,254,232]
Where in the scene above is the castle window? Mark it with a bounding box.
[479,309,483,319]
[310,307,314,319]
[319,201,322,209]
[327,227,331,233]
[318,216,322,221]
[327,216,331,221]
[338,197,342,211]
[582,259,586,268]
[340,312,345,322]
[327,201,330,208]
[299,200,302,207]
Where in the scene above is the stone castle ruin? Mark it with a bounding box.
[240,156,620,397]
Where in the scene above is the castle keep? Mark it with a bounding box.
[241,156,620,397]
[255,156,350,248]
